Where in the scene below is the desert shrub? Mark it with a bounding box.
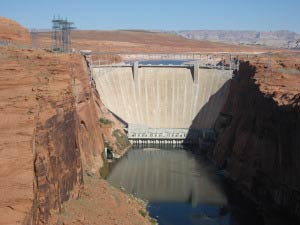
[112,129,130,151]
[99,117,113,125]
[138,209,147,217]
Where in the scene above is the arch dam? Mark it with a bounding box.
[90,54,237,145]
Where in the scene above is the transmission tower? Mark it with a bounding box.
[52,16,76,52]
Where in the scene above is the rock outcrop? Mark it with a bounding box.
[0,17,145,224]
[177,30,300,49]
[0,45,135,225]
[31,52,106,224]
[0,17,31,45]
[212,53,300,219]
[0,46,105,224]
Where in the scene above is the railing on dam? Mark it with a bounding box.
[91,62,238,71]
[86,52,240,71]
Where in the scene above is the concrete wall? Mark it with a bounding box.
[92,66,232,129]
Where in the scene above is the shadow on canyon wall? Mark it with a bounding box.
[186,61,300,222]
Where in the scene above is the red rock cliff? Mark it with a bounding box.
[0,17,31,45]
[0,46,106,224]
[212,53,300,218]
[32,52,106,224]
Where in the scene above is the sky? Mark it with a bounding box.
[0,0,299,33]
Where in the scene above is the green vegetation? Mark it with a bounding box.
[99,146,111,179]
[113,129,130,151]
[99,117,113,125]
[149,218,157,225]
[139,209,157,224]
[139,209,147,217]
[99,159,111,179]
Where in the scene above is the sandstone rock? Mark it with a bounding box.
[0,17,31,45]
[177,30,300,49]
[212,54,300,219]
[0,46,105,224]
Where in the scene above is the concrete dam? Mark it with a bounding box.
[91,63,233,142]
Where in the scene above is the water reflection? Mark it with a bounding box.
[107,148,232,224]
[108,148,226,205]
[106,148,284,225]
[149,202,231,225]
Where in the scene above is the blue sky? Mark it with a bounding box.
[0,0,299,32]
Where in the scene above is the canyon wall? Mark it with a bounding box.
[212,58,300,218]
[0,46,106,224]
[0,17,133,224]
[0,17,106,224]
[31,53,107,224]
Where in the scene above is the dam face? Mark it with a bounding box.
[92,66,232,129]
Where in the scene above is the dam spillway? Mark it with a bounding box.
[92,64,232,131]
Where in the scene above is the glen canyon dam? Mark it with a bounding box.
[0,1,300,225]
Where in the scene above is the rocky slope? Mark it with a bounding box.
[177,30,300,49]
[0,17,31,45]
[57,174,153,225]
[212,52,300,219]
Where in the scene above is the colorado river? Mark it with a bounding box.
[106,147,264,225]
